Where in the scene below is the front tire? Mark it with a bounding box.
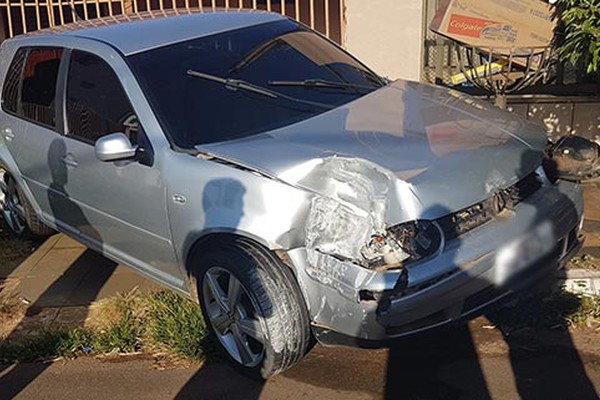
[192,238,311,379]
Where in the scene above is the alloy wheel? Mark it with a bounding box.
[202,267,267,367]
[0,172,27,236]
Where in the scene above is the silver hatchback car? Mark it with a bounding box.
[0,10,584,378]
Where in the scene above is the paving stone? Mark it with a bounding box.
[561,278,600,296]
[53,234,86,250]
[2,235,60,279]
[25,248,87,278]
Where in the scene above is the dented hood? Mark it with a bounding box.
[199,80,548,215]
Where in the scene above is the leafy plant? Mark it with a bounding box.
[145,291,214,360]
[553,0,600,76]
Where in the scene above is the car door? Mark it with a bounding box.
[58,49,181,283]
[0,46,70,221]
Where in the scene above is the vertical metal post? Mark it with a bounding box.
[324,0,329,37]
[339,0,345,46]
[495,95,507,110]
[34,0,42,30]
[48,0,56,26]
[70,0,77,21]
[82,0,89,19]
[0,6,7,41]
[20,0,27,33]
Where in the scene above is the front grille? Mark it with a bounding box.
[437,171,542,240]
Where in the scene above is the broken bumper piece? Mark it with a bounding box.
[286,179,584,347]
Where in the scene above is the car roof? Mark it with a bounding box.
[12,9,286,56]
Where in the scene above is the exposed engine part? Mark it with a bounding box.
[361,234,411,270]
[385,220,443,268]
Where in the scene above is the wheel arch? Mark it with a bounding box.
[0,155,42,216]
[183,230,300,303]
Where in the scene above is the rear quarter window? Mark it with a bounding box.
[1,48,27,114]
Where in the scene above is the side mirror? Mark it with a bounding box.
[545,135,600,183]
[95,133,137,162]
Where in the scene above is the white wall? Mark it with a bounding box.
[344,0,425,82]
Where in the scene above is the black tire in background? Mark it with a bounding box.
[191,237,312,379]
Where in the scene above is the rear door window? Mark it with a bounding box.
[21,48,63,128]
[1,47,63,129]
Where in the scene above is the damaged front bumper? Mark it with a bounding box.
[286,179,584,346]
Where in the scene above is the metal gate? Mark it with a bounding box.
[422,0,456,85]
[0,0,345,44]
[422,0,592,91]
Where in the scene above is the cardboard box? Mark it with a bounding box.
[430,0,555,51]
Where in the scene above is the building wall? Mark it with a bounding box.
[508,97,600,142]
[343,0,425,82]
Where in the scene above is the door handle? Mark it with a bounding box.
[61,155,78,168]
[2,128,14,142]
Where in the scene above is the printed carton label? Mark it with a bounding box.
[447,14,499,38]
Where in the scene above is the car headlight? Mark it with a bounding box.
[361,220,443,270]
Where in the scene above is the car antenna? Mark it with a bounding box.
[68,4,85,22]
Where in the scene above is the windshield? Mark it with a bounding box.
[128,19,385,148]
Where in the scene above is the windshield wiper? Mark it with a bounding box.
[186,70,334,110]
[187,70,278,98]
[268,78,378,91]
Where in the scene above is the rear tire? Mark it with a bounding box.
[192,237,311,379]
[0,169,53,238]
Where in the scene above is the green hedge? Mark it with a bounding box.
[554,0,600,76]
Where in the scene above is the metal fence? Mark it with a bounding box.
[422,0,596,95]
[0,0,345,44]
[422,0,454,85]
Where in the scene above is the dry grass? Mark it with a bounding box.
[85,289,148,330]
[569,254,600,270]
[0,284,26,340]
[0,289,213,363]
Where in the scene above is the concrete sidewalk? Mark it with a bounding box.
[0,233,158,333]
[1,234,158,307]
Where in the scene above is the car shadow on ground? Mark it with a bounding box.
[385,325,488,400]
[175,363,265,400]
[382,150,599,400]
[487,302,600,400]
[384,315,599,400]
